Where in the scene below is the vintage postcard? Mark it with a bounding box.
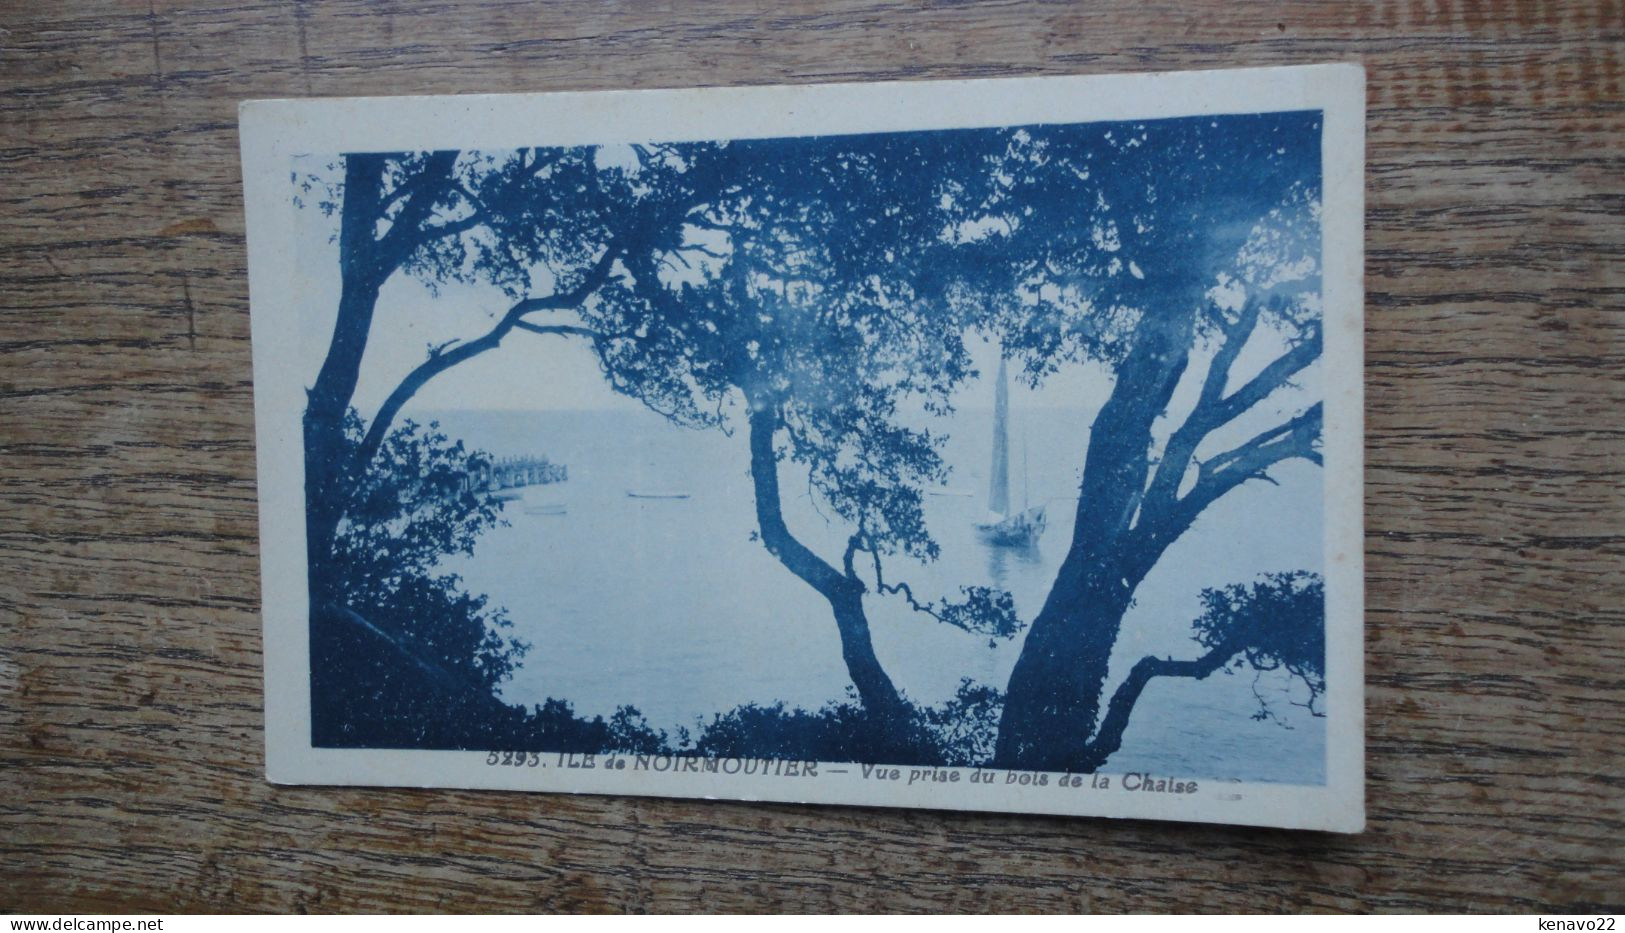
[241,64,1365,832]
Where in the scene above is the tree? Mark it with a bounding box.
[329,414,519,690]
[300,146,715,606]
[297,145,729,749]
[311,413,523,744]
[940,113,1329,770]
[1082,571,1325,771]
[583,133,1023,753]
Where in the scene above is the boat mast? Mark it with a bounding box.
[989,355,1010,518]
[1022,428,1030,513]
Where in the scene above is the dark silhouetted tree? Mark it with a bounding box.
[1080,571,1325,771]
[311,412,521,744]
[297,146,728,748]
[579,133,1024,754]
[937,114,1328,770]
[302,147,718,607]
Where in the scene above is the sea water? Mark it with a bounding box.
[429,406,1326,785]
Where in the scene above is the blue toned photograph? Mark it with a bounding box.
[291,113,1328,782]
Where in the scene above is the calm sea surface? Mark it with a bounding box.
[427,405,1326,784]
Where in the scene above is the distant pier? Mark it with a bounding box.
[461,456,567,496]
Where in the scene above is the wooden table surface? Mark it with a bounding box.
[2,0,1621,914]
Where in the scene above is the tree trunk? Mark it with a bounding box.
[993,281,1202,771]
[827,579,909,725]
[745,404,910,729]
[304,277,383,590]
[994,546,1134,770]
[302,155,389,600]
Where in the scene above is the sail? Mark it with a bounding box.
[988,356,1010,517]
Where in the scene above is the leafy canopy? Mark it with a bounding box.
[331,412,525,692]
[1192,571,1326,719]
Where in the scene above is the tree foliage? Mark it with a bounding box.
[1192,571,1326,719]
[592,135,978,552]
[555,134,1029,734]
[1079,571,1326,771]
[589,134,1023,620]
[312,412,676,753]
[945,115,1322,376]
[328,412,522,692]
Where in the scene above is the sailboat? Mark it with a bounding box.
[974,356,1047,548]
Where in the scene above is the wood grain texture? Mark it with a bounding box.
[2,0,1621,914]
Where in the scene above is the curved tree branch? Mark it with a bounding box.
[1145,299,1320,514]
[863,538,1023,641]
[352,247,621,474]
[746,403,852,598]
[866,542,939,620]
[1177,402,1323,522]
[1077,636,1243,770]
[512,322,601,340]
[375,151,462,272]
[1206,323,1321,431]
[1125,401,1322,587]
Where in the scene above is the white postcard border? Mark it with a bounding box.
[241,63,1366,833]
